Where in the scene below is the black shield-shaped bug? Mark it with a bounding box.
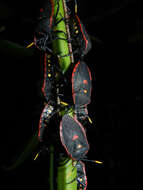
[71,61,92,121]
[59,114,89,160]
[69,14,92,60]
[41,52,58,102]
[72,61,92,107]
[34,0,55,51]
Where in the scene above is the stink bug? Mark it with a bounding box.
[41,52,59,102]
[59,114,89,160]
[34,0,55,51]
[69,14,92,61]
[71,61,92,120]
[38,102,55,142]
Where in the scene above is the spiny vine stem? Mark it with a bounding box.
[62,0,74,64]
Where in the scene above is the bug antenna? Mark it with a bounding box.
[81,158,103,165]
[72,159,80,172]
[26,42,35,48]
[74,0,77,14]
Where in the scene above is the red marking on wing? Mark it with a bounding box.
[72,135,79,140]
[83,79,88,84]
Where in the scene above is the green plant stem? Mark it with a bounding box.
[53,0,74,74]
[57,158,77,190]
[52,1,77,190]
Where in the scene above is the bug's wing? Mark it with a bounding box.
[34,0,54,51]
[36,0,54,32]
[60,114,89,160]
[80,21,92,55]
[72,61,92,107]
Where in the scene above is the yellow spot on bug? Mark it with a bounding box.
[75,30,78,34]
[47,54,51,58]
[48,59,51,63]
[83,89,87,93]
[77,144,82,149]
[48,73,51,77]
[79,178,83,182]
[48,109,52,113]
[48,64,51,67]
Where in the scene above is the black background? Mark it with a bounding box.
[0,0,142,189]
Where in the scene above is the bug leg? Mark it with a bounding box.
[66,177,77,184]
[55,13,69,26]
[53,29,68,37]
[54,0,60,20]
[57,52,73,58]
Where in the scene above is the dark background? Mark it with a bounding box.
[0,0,142,189]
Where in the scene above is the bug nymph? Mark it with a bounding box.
[38,102,55,142]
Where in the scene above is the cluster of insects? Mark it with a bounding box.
[27,0,102,189]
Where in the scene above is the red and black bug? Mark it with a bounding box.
[34,0,55,52]
[38,102,55,142]
[71,61,92,121]
[68,14,92,61]
[41,49,69,103]
[60,114,89,160]
[41,52,59,102]
[34,0,66,52]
